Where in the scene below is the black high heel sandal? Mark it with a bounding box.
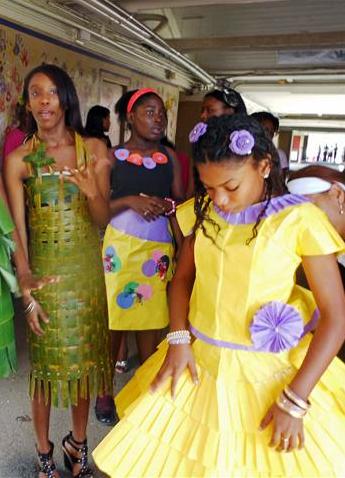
[62,432,93,478]
[36,441,57,478]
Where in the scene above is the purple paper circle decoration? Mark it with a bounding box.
[114,148,130,161]
[142,259,157,277]
[143,156,157,170]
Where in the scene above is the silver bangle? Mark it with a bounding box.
[166,330,191,345]
[23,301,36,316]
[284,386,311,411]
[276,392,307,419]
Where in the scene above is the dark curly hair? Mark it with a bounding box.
[192,114,286,244]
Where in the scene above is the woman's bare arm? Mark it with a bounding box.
[290,253,345,399]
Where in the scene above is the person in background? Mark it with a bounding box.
[4,64,112,478]
[1,102,29,169]
[84,105,112,148]
[251,111,289,179]
[200,88,247,122]
[94,114,345,478]
[95,88,184,424]
[184,87,248,196]
[287,164,345,360]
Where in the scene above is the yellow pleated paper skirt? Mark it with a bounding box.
[93,334,345,477]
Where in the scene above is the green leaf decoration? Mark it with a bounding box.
[23,142,55,174]
[124,282,139,294]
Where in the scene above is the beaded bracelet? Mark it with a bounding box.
[283,386,311,411]
[276,392,308,419]
[164,197,176,217]
[166,330,191,345]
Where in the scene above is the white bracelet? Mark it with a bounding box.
[166,330,191,345]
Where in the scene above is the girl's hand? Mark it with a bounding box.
[63,158,100,199]
[20,273,60,336]
[150,343,198,398]
[129,194,167,222]
[260,403,305,452]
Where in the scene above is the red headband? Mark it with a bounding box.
[127,88,159,113]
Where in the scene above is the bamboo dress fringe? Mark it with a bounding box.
[29,365,113,408]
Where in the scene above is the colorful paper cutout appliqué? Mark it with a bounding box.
[142,250,170,280]
[103,246,121,273]
[116,281,153,309]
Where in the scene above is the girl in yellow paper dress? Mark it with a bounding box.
[93,114,345,477]
[102,89,184,361]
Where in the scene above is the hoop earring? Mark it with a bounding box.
[339,201,344,215]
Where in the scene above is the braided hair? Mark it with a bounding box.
[192,114,286,244]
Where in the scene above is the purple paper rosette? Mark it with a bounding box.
[189,122,208,143]
[250,301,304,353]
[229,129,255,155]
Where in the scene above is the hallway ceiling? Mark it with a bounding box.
[117,0,345,123]
[3,0,345,123]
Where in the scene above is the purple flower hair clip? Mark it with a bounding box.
[229,129,255,156]
[189,122,208,143]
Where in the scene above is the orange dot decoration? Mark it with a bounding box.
[152,152,168,164]
[127,153,143,166]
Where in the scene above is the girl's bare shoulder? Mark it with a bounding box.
[5,141,33,179]
[7,141,32,161]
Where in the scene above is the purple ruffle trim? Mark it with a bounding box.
[214,194,310,225]
[110,209,172,243]
[190,307,319,354]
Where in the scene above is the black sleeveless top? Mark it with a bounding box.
[110,145,174,200]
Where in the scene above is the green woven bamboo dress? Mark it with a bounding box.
[25,133,112,407]
[0,197,17,378]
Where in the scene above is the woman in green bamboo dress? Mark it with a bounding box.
[4,64,112,478]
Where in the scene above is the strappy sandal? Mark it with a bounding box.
[36,441,57,478]
[62,432,93,477]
